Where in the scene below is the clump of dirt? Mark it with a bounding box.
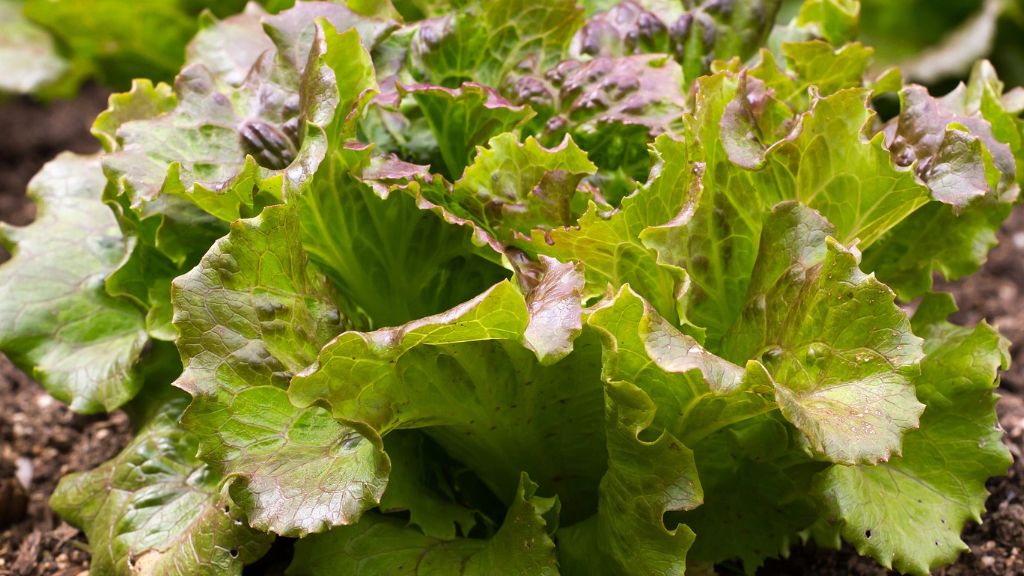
[0,357,132,576]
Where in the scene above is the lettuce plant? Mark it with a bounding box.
[0,0,1021,574]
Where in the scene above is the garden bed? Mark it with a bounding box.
[0,88,1022,576]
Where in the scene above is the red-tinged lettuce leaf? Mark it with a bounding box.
[286,474,560,576]
[50,400,273,576]
[672,0,782,80]
[883,85,1015,209]
[172,205,389,537]
[0,154,147,413]
[532,54,688,179]
[295,146,507,329]
[98,6,379,339]
[570,1,670,58]
[445,133,597,241]
[291,263,609,522]
[719,202,924,465]
[556,381,701,576]
[0,0,69,95]
[521,135,697,326]
[718,71,797,170]
[572,0,782,81]
[643,76,929,347]
[101,5,383,233]
[181,387,389,537]
[864,61,1022,299]
[401,82,535,179]
[814,293,1012,575]
[409,0,582,91]
[586,287,817,572]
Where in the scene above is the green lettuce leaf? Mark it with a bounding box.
[23,0,208,88]
[791,0,859,46]
[50,399,273,576]
[814,293,1012,575]
[172,205,388,536]
[290,264,609,522]
[556,381,701,576]
[287,473,560,576]
[446,133,597,241]
[296,147,507,329]
[0,0,69,94]
[720,202,924,465]
[402,82,535,180]
[678,414,824,571]
[0,153,147,413]
[585,285,817,571]
[409,0,582,91]
[378,431,478,540]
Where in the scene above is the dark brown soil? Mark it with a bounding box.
[0,88,1022,576]
[0,358,132,576]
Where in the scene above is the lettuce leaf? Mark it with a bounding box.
[0,154,147,413]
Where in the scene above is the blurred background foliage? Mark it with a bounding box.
[2,0,1023,99]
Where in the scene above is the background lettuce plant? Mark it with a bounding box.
[0,0,1022,574]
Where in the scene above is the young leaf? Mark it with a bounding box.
[450,133,597,241]
[296,148,507,329]
[524,135,697,325]
[402,82,535,179]
[287,474,560,576]
[557,381,701,576]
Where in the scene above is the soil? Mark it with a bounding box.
[0,89,1022,575]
